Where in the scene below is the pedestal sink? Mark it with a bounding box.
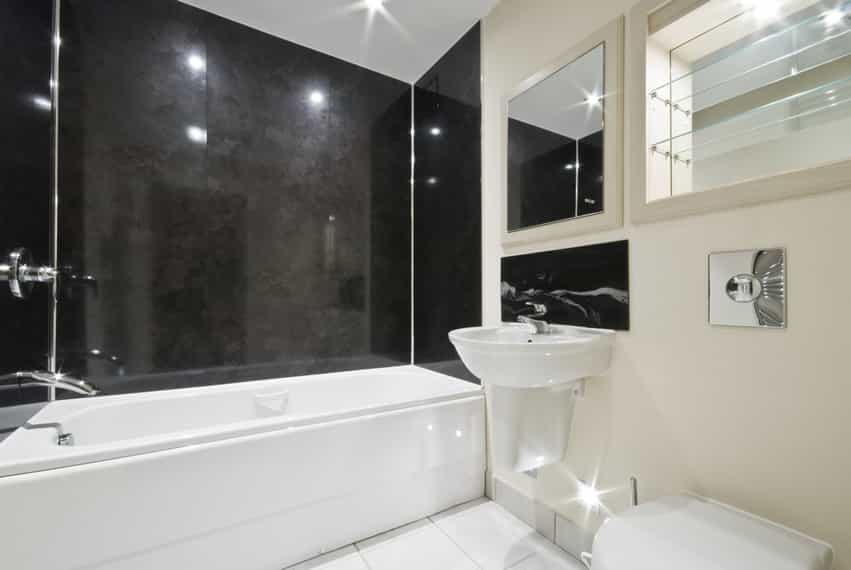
[449,323,615,389]
[449,323,615,474]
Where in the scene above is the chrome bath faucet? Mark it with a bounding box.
[0,371,100,396]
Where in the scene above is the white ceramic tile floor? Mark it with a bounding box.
[287,546,369,570]
[285,499,585,570]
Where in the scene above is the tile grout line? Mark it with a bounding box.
[505,552,538,569]
[352,541,374,570]
[427,515,485,570]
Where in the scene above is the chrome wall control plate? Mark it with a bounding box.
[709,248,786,328]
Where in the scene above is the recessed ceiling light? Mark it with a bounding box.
[429,127,442,136]
[586,93,601,107]
[824,9,844,26]
[564,164,575,170]
[309,90,325,105]
[365,0,384,10]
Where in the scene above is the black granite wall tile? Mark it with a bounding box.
[507,119,577,230]
[502,241,629,330]
[413,24,481,382]
[51,0,411,395]
[0,0,54,407]
[577,130,604,217]
[370,92,413,363]
[507,122,604,230]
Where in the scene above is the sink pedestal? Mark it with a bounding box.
[490,384,579,474]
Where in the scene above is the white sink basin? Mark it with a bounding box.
[449,323,615,388]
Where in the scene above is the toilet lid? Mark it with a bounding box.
[590,495,832,570]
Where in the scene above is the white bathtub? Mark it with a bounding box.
[0,366,485,570]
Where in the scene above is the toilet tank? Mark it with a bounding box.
[588,495,833,570]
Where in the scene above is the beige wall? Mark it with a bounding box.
[482,0,851,565]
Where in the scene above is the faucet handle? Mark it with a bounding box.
[525,302,548,317]
[0,248,58,300]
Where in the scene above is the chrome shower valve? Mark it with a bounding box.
[0,247,57,299]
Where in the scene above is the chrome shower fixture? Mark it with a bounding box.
[0,247,57,299]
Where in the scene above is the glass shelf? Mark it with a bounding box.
[648,6,851,114]
[650,72,851,161]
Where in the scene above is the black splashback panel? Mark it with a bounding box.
[502,241,629,330]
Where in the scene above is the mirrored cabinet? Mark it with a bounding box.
[630,0,851,221]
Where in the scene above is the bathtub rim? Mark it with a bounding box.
[0,365,482,479]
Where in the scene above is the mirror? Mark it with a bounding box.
[503,17,623,244]
[507,45,605,230]
[630,0,851,221]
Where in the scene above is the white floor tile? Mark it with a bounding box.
[432,500,554,569]
[357,520,478,570]
[286,500,581,570]
[286,546,369,570]
[509,551,586,570]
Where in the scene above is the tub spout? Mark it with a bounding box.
[0,371,100,396]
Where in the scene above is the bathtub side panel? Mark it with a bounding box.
[0,396,485,570]
[87,461,484,570]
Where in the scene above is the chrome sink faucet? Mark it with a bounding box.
[0,371,100,396]
[518,302,551,334]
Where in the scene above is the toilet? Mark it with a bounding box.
[582,494,833,570]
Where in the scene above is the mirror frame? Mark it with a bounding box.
[501,16,624,246]
[628,0,851,223]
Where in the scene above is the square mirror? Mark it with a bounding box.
[508,44,605,230]
[502,17,623,245]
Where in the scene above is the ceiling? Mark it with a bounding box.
[508,45,605,141]
[179,0,498,83]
